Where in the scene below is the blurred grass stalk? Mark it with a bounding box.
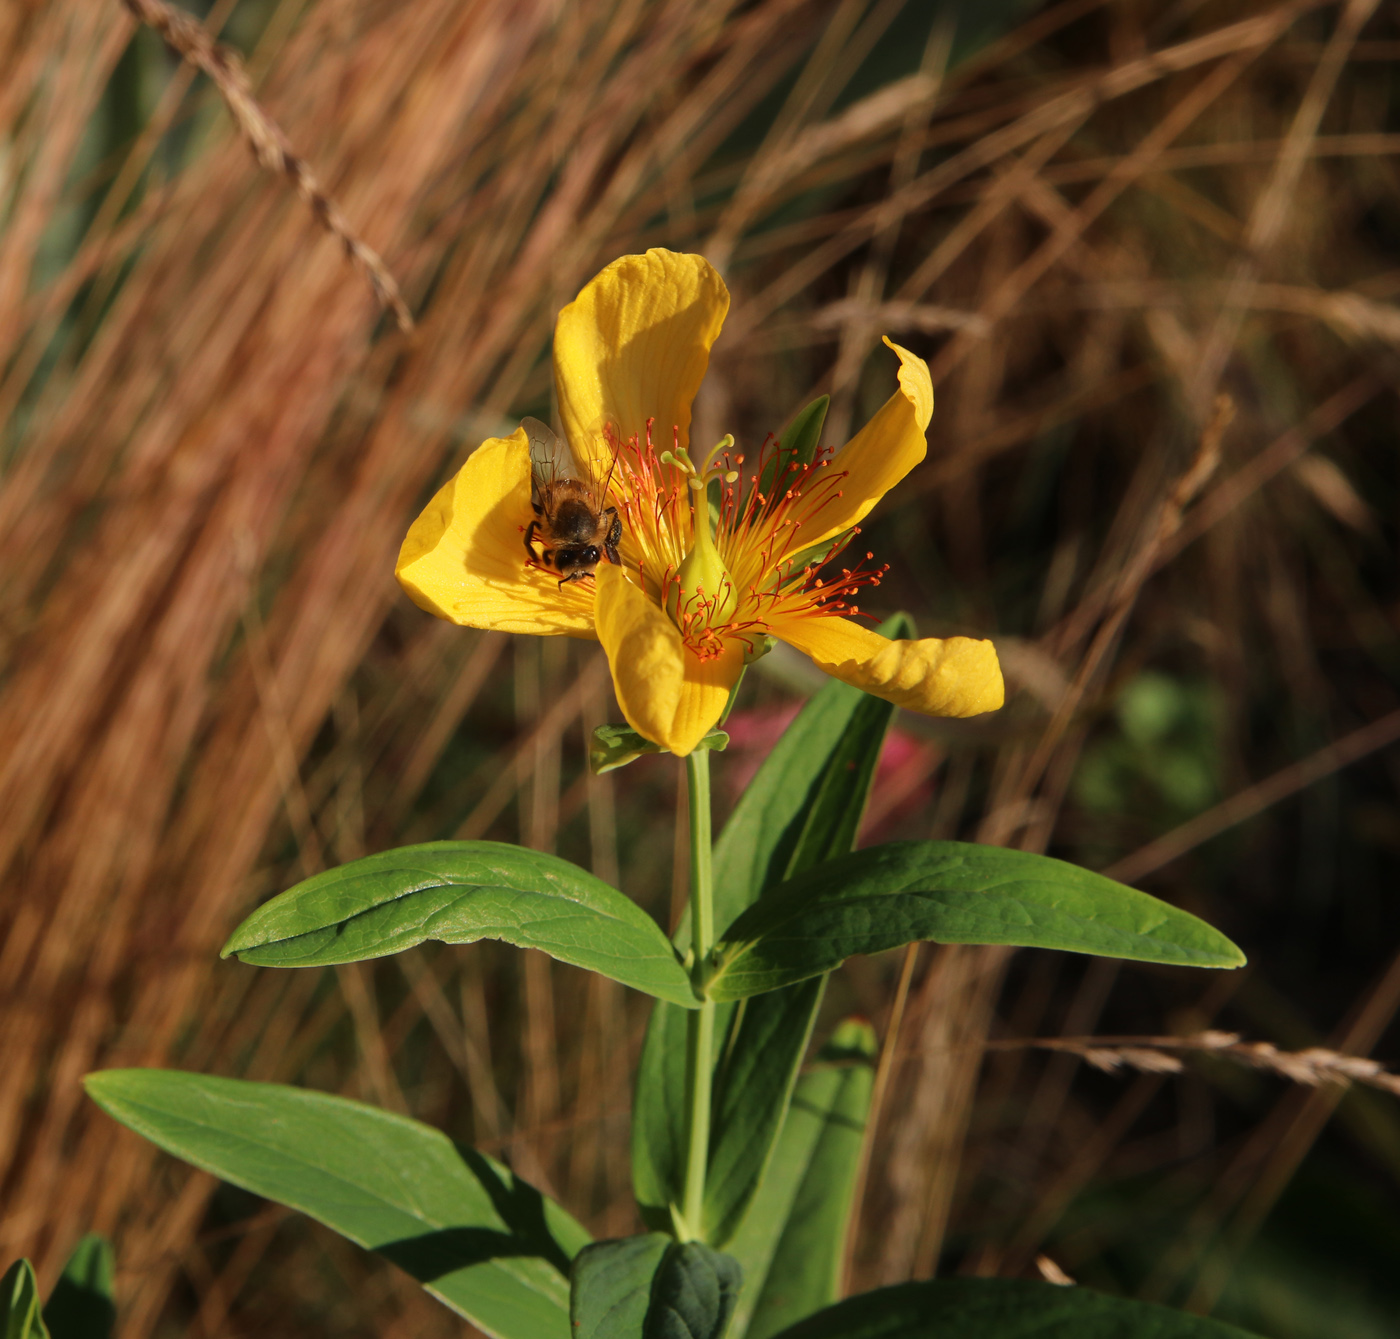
[2,0,1398,1332]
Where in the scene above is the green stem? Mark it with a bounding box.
[680,748,716,1240]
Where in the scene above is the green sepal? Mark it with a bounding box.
[742,636,775,666]
[720,669,749,724]
[591,724,729,775]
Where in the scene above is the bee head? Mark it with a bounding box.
[555,545,600,575]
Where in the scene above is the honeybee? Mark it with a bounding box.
[521,416,622,586]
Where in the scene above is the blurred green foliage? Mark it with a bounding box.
[1075,672,1223,823]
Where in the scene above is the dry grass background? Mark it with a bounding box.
[2,0,1399,1334]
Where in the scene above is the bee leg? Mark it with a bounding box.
[604,542,620,567]
[523,520,539,561]
[557,571,584,589]
[604,509,621,548]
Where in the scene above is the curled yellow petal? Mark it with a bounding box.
[395,429,596,636]
[594,564,745,756]
[774,612,1003,718]
[554,249,730,475]
[799,338,933,550]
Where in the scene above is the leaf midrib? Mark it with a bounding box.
[242,870,650,946]
[712,883,1229,988]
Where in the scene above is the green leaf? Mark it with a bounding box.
[756,392,828,507]
[646,1241,742,1339]
[709,842,1246,1001]
[700,980,824,1247]
[42,1236,114,1339]
[221,841,696,1008]
[572,1236,670,1339]
[634,630,905,1240]
[84,1070,589,1339]
[757,396,830,507]
[632,995,693,1234]
[592,725,729,775]
[710,621,910,940]
[571,1235,742,1339]
[766,1279,1267,1338]
[729,1020,876,1339]
[1,1261,49,1339]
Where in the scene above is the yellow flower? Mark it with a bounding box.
[397,249,1004,756]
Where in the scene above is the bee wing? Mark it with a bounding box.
[521,416,583,494]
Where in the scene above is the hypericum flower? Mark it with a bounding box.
[396,249,1003,755]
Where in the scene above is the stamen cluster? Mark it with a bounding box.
[602,419,891,661]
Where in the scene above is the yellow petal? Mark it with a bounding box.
[774,612,1003,718]
[554,250,730,475]
[594,563,745,756]
[799,338,933,550]
[395,429,596,636]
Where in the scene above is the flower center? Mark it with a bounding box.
[603,419,891,660]
[660,435,740,639]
